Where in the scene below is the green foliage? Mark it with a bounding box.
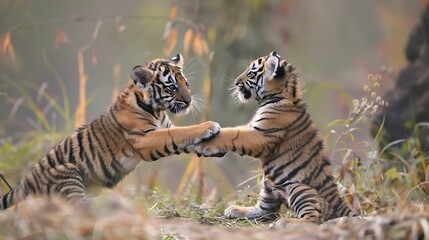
[0,72,73,191]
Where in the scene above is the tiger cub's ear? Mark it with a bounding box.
[171,53,184,68]
[131,65,153,88]
[265,53,280,80]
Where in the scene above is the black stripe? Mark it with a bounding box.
[255,117,274,122]
[253,109,307,134]
[135,92,156,118]
[294,198,318,213]
[2,191,9,208]
[96,152,115,187]
[268,130,318,178]
[281,114,312,142]
[55,145,65,164]
[259,204,278,212]
[64,137,69,155]
[322,188,338,202]
[77,131,85,160]
[240,145,246,155]
[110,159,123,178]
[155,149,165,158]
[86,125,96,160]
[104,116,123,139]
[172,141,178,151]
[90,126,116,184]
[128,129,155,135]
[338,205,349,216]
[25,180,37,193]
[289,187,312,206]
[286,183,302,196]
[68,138,76,164]
[294,130,318,152]
[276,141,323,184]
[275,180,297,188]
[46,154,55,168]
[260,97,284,107]
[98,120,119,167]
[164,145,171,155]
[38,168,52,182]
[109,108,132,132]
[293,99,302,105]
[254,149,265,158]
[270,151,304,180]
[314,175,334,191]
[150,151,159,161]
[299,211,318,219]
[303,157,330,185]
[31,171,41,190]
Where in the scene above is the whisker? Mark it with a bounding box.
[184,70,202,80]
[183,57,201,76]
[188,94,207,116]
[239,59,250,68]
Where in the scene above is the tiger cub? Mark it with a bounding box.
[0,54,220,210]
[194,51,357,227]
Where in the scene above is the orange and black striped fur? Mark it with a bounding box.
[0,54,220,210]
[194,51,357,226]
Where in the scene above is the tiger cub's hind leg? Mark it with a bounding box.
[275,182,326,228]
[225,181,281,219]
[38,164,87,203]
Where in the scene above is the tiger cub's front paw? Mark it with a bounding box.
[193,121,220,144]
[224,205,265,219]
[194,138,227,157]
[194,142,226,157]
[224,205,248,219]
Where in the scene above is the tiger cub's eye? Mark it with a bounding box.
[247,72,255,78]
[166,85,178,92]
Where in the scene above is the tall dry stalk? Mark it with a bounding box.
[74,50,87,128]
[163,6,215,200]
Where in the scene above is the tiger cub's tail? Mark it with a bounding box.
[0,189,16,210]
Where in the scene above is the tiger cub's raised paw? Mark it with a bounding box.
[193,121,220,145]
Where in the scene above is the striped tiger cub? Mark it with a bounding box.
[0,54,220,210]
[194,51,357,227]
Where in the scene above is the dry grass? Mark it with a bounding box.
[1,191,429,240]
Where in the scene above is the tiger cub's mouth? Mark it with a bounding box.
[169,101,190,114]
[236,84,252,102]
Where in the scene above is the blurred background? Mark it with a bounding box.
[0,0,426,201]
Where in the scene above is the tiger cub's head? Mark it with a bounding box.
[234,51,302,105]
[131,54,192,114]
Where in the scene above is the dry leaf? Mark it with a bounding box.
[2,31,11,52]
[168,6,177,19]
[192,33,203,57]
[183,29,194,55]
[201,38,209,56]
[164,29,177,56]
[1,31,16,63]
[192,33,209,58]
[162,7,178,40]
[55,26,69,49]
[91,50,98,66]
[112,63,120,102]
